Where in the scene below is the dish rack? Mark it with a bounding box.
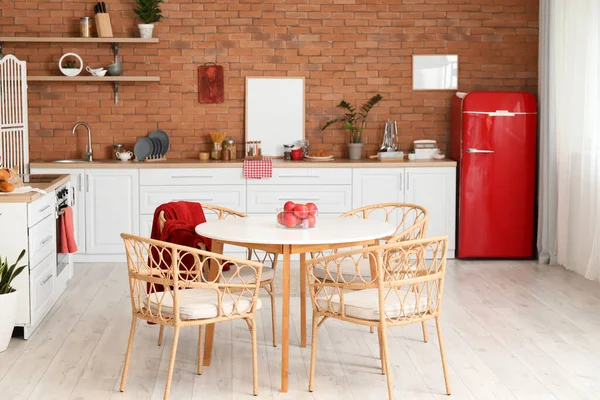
[0,55,29,175]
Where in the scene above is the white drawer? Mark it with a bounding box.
[30,252,56,328]
[246,168,352,185]
[247,185,352,214]
[139,168,245,186]
[28,214,56,269]
[27,193,55,228]
[139,185,246,215]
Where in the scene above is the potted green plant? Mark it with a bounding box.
[322,94,383,160]
[134,0,163,39]
[0,250,26,352]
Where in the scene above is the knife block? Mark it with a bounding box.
[95,14,113,38]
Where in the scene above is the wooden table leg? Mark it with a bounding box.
[281,245,291,392]
[300,252,307,348]
[203,240,224,366]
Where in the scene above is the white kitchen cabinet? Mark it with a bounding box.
[139,185,246,215]
[352,167,456,256]
[31,167,86,253]
[404,167,456,252]
[352,168,405,207]
[247,184,352,214]
[248,168,352,186]
[84,169,139,254]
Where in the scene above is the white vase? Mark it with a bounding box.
[138,24,155,39]
[0,290,18,352]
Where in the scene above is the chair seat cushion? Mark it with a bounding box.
[316,288,428,321]
[312,259,372,282]
[149,289,261,320]
[222,266,275,283]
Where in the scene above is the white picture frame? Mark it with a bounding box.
[412,55,459,91]
[245,77,305,157]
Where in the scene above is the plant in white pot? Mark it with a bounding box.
[134,0,163,39]
[0,249,26,352]
[322,94,383,160]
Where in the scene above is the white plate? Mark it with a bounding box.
[304,155,334,161]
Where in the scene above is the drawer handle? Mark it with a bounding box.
[278,197,320,201]
[174,198,214,202]
[171,175,214,179]
[41,274,53,285]
[40,235,53,246]
[38,204,52,213]
[279,175,319,178]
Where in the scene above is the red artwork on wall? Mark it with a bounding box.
[198,64,224,104]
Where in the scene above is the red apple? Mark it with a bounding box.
[293,204,309,219]
[305,202,318,216]
[283,212,299,228]
[277,212,285,226]
[283,201,296,212]
[307,215,317,228]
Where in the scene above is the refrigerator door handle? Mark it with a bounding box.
[466,148,494,154]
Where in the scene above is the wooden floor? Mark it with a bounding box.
[1,260,600,400]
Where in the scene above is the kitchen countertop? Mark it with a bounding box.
[31,158,457,169]
[0,174,69,203]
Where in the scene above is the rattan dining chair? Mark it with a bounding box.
[120,233,263,400]
[157,204,279,347]
[311,203,429,337]
[305,237,451,400]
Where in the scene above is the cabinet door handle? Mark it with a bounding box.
[406,173,410,191]
[171,175,214,179]
[279,175,318,179]
[278,197,320,201]
[398,174,403,192]
[85,174,89,192]
[174,198,214,202]
[78,174,82,192]
[38,204,51,213]
[40,235,53,245]
[41,274,53,285]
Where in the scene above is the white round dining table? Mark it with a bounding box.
[196,215,396,393]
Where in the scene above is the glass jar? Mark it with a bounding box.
[283,144,293,160]
[211,141,222,160]
[80,17,91,38]
[223,139,236,160]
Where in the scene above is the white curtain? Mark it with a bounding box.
[538,0,600,281]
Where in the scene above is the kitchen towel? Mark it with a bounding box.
[243,158,273,179]
[59,206,78,253]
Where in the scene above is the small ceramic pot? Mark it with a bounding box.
[138,24,155,39]
[347,143,364,160]
[106,62,122,76]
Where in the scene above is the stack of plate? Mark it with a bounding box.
[134,130,169,161]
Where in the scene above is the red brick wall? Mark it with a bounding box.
[0,0,539,160]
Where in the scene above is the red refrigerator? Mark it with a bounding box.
[450,92,537,258]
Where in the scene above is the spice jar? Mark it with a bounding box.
[283,144,293,160]
[223,139,236,160]
[211,141,222,160]
[80,17,92,38]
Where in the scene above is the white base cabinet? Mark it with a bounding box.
[353,167,456,256]
[33,165,456,260]
[0,191,69,339]
[84,169,139,254]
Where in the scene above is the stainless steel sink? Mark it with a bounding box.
[51,159,90,163]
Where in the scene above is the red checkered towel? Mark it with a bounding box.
[243,159,273,179]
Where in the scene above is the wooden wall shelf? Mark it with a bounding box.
[28,76,160,82]
[1,36,161,104]
[0,37,159,44]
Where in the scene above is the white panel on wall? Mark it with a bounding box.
[245,77,305,157]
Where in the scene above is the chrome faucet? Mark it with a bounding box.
[72,122,92,162]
